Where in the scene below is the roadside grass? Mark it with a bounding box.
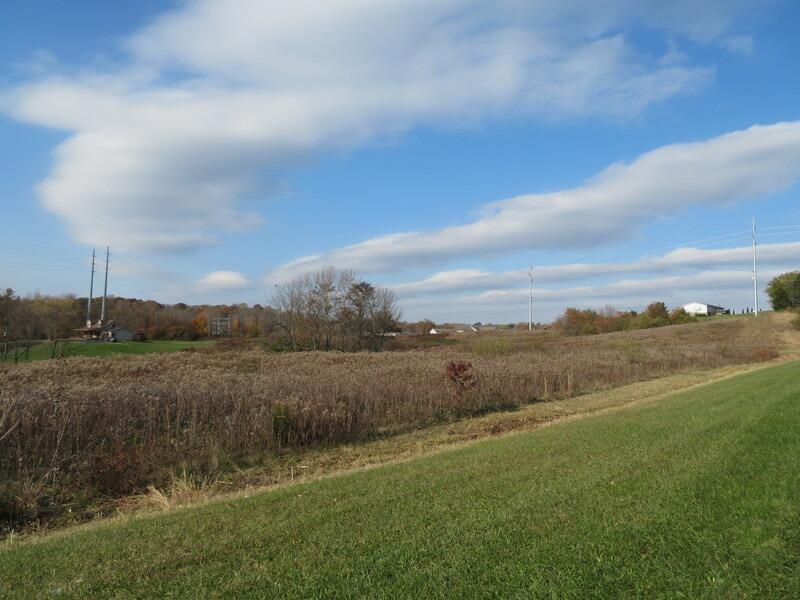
[2,359,799,598]
[145,357,798,502]
[1,339,216,362]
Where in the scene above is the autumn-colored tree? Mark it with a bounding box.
[192,315,209,337]
[556,308,599,336]
[669,308,695,324]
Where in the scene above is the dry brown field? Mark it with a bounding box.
[0,314,787,534]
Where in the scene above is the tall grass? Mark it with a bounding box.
[0,316,782,532]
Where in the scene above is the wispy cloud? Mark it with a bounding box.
[391,237,800,321]
[269,122,800,280]
[401,268,782,323]
[390,241,800,297]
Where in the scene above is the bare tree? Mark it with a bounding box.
[271,268,399,351]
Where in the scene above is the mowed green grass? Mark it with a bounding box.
[3,339,216,362]
[2,361,799,598]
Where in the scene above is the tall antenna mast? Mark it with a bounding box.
[100,246,110,322]
[752,218,759,316]
[528,266,534,331]
[87,249,96,326]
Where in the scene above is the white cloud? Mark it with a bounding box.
[3,0,763,253]
[195,270,252,292]
[442,270,767,306]
[391,241,800,296]
[389,237,800,321]
[269,121,800,280]
[401,268,783,323]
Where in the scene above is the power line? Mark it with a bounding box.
[757,230,800,241]
[584,231,752,268]
[758,224,800,232]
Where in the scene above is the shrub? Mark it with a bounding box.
[263,335,293,352]
[556,308,599,336]
[445,361,477,398]
[471,337,512,356]
[669,308,695,324]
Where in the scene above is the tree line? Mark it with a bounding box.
[1,268,401,352]
[555,302,695,336]
[4,269,797,350]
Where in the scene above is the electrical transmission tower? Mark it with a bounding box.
[87,249,96,326]
[528,266,534,331]
[100,246,110,322]
[752,218,759,316]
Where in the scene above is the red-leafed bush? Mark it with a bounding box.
[446,361,477,397]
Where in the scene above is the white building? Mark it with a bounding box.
[682,302,728,316]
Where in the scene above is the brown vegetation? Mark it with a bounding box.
[0,314,785,534]
[555,301,695,336]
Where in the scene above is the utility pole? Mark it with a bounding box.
[100,246,110,322]
[752,218,759,316]
[528,266,534,331]
[87,249,96,326]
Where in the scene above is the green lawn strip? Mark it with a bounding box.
[2,340,216,362]
[2,361,799,598]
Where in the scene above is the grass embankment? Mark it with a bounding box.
[2,359,799,597]
[2,339,216,362]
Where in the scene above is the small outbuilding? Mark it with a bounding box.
[101,323,135,342]
[76,319,135,342]
[682,302,729,316]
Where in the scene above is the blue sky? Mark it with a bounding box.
[1,0,799,322]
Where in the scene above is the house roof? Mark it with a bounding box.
[76,320,124,333]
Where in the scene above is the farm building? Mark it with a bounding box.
[76,320,135,342]
[429,325,477,335]
[682,302,729,316]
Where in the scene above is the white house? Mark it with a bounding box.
[682,302,728,316]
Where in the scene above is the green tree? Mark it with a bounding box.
[766,271,800,310]
[645,301,670,322]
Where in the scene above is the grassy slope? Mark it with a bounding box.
[3,340,216,362]
[2,360,799,598]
